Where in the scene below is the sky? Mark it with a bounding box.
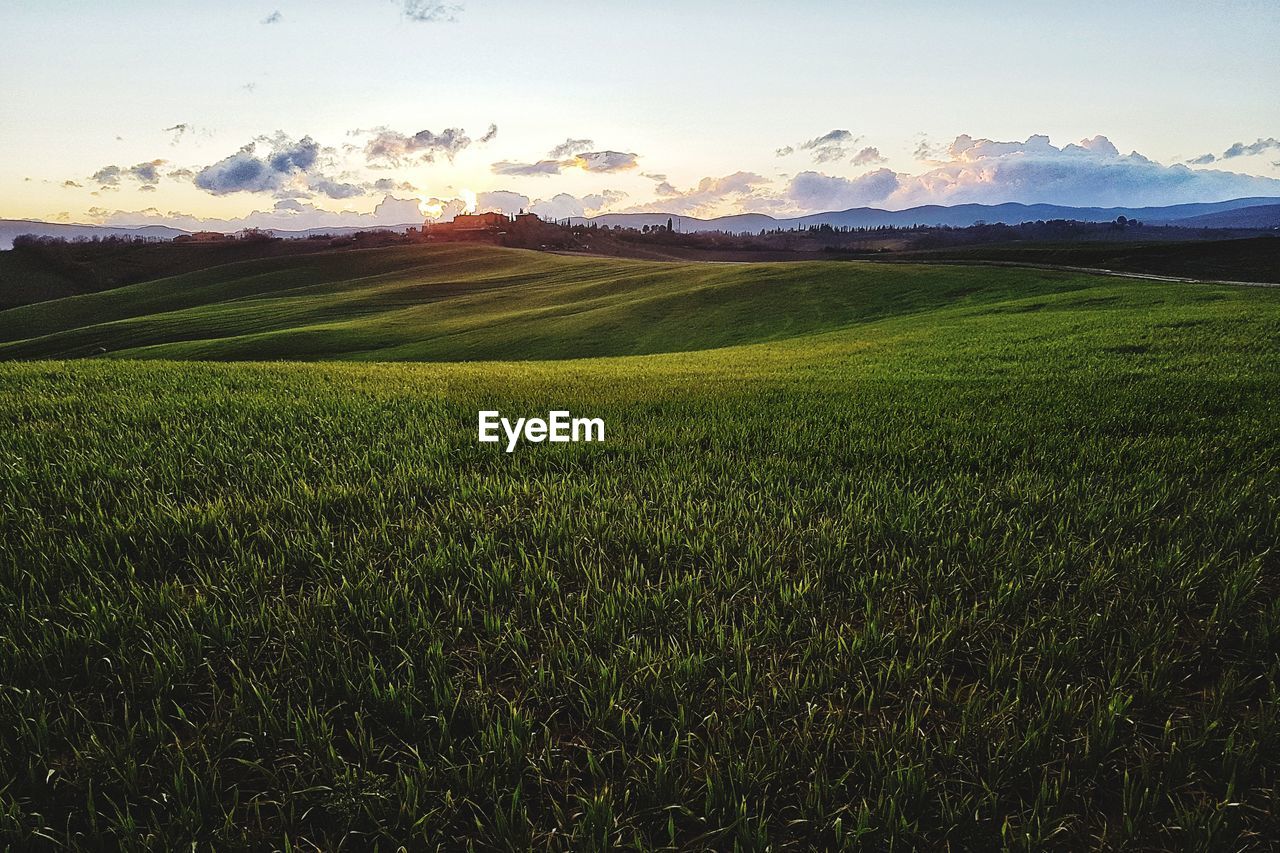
[1,0,1278,231]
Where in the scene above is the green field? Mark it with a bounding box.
[0,243,1184,362]
[1,246,1278,849]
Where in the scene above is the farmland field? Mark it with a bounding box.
[1,246,1278,849]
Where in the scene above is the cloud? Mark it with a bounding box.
[62,180,82,188]
[624,171,774,216]
[781,130,881,165]
[914,137,946,162]
[492,159,565,177]
[266,136,320,172]
[1192,137,1280,163]
[478,124,498,144]
[130,160,166,184]
[370,194,424,222]
[490,149,639,177]
[520,190,629,220]
[1224,137,1280,159]
[548,138,594,158]
[574,150,638,173]
[261,10,282,24]
[529,193,583,220]
[373,178,418,192]
[92,165,122,186]
[194,135,322,195]
[419,196,469,221]
[309,177,366,199]
[164,123,191,144]
[361,126,481,166]
[878,133,1280,208]
[583,190,627,212]
[476,190,530,215]
[401,0,463,23]
[801,129,857,164]
[90,159,168,188]
[786,169,900,210]
[851,146,887,167]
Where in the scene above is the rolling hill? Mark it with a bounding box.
[0,243,1199,362]
[2,243,1279,848]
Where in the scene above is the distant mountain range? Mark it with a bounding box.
[569,197,1280,234]
[0,219,401,251]
[4,197,1280,250]
[0,220,189,251]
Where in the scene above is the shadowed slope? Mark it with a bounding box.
[0,244,1109,361]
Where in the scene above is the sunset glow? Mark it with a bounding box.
[0,2,1276,233]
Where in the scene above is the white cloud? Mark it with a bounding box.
[880,133,1280,208]
[623,172,774,216]
[785,169,899,210]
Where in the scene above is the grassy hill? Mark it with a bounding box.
[892,235,1280,283]
[0,237,340,310]
[1,246,1279,848]
[0,242,1253,362]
